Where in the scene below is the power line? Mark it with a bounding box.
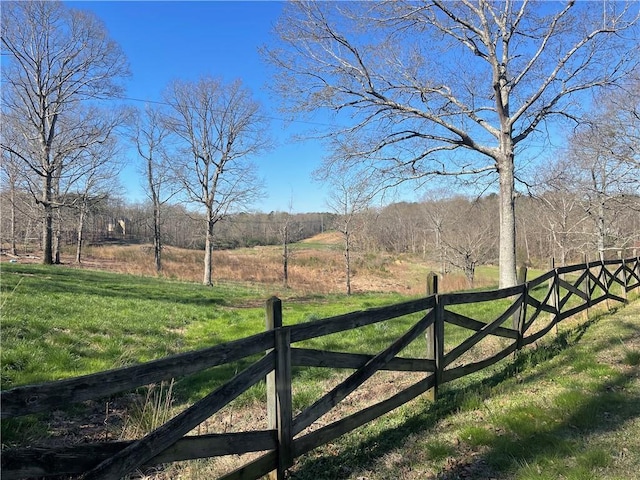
[111,94,344,129]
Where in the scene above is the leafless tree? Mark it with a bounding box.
[132,105,178,272]
[568,129,639,259]
[1,0,129,264]
[538,191,590,266]
[267,0,639,287]
[71,137,122,263]
[324,167,378,295]
[440,196,498,288]
[0,149,28,255]
[275,198,304,289]
[163,77,270,285]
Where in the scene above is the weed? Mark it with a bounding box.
[121,380,175,439]
[458,426,495,446]
[623,349,640,366]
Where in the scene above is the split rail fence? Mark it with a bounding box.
[2,256,639,479]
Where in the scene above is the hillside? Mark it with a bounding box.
[2,234,497,296]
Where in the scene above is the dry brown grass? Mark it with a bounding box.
[52,236,496,296]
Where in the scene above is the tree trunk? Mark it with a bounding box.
[344,230,352,295]
[10,183,17,256]
[203,214,214,286]
[153,200,162,272]
[43,209,53,264]
[76,206,85,263]
[282,223,289,288]
[597,195,606,261]
[53,208,62,264]
[497,154,517,288]
[147,151,163,272]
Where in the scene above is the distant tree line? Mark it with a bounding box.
[2,180,638,290]
[0,190,333,253]
[361,193,639,276]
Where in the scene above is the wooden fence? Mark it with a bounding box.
[2,256,639,479]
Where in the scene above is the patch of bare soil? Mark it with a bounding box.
[435,449,498,480]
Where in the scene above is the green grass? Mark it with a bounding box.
[1,264,264,387]
[2,262,638,480]
[287,300,640,480]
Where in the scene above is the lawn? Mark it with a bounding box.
[288,301,640,480]
[1,260,638,479]
[0,263,412,389]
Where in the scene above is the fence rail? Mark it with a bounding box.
[2,256,639,479]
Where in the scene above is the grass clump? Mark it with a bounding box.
[121,380,176,439]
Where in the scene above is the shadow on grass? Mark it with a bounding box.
[2,263,232,307]
[473,368,639,479]
[289,310,637,480]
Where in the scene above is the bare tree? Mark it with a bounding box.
[0,149,28,255]
[537,191,589,266]
[1,0,129,264]
[324,167,377,295]
[275,198,303,289]
[71,137,122,263]
[437,196,498,288]
[267,0,639,287]
[567,126,640,259]
[132,105,177,272]
[163,77,269,285]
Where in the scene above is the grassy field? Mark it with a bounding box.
[288,302,640,480]
[23,236,503,295]
[1,243,638,479]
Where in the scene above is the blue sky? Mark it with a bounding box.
[69,1,334,213]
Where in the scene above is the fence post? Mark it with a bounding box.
[636,250,639,292]
[514,265,527,350]
[636,250,640,293]
[265,297,292,480]
[425,272,438,401]
[602,256,612,311]
[547,258,560,332]
[434,285,445,402]
[584,254,592,315]
[618,250,628,302]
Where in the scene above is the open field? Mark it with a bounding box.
[1,242,638,479]
[2,232,503,296]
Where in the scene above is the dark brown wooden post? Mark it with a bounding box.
[635,250,639,294]
[425,272,438,401]
[548,258,561,332]
[265,296,292,480]
[266,297,282,435]
[635,250,639,293]
[514,265,527,349]
[274,328,292,478]
[434,290,445,401]
[619,250,628,302]
[602,256,612,311]
[584,254,592,313]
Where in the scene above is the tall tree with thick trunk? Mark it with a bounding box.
[163,77,269,286]
[1,0,129,264]
[267,0,639,287]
